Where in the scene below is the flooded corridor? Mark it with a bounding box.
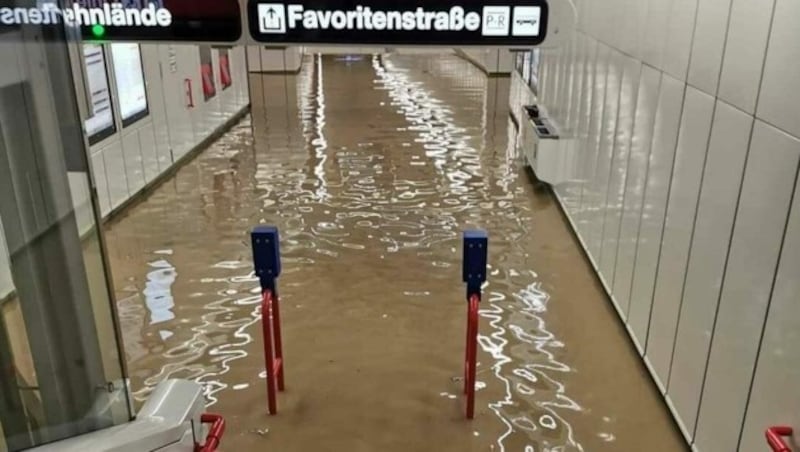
[103,52,685,451]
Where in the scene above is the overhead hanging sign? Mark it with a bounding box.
[247,0,549,46]
[0,0,242,42]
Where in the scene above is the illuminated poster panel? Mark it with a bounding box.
[199,45,216,101]
[82,44,116,144]
[111,43,149,126]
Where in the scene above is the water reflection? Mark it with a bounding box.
[104,53,605,451]
[143,259,177,326]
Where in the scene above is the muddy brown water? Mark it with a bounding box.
[104,53,686,451]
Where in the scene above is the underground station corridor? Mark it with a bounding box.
[2,0,800,451]
[102,53,683,451]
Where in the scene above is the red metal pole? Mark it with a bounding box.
[464,302,472,395]
[766,426,793,452]
[262,290,277,415]
[195,413,226,452]
[465,294,480,419]
[272,289,285,391]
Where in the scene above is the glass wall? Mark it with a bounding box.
[0,16,132,452]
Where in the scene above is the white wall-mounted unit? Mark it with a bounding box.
[517,104,578,186]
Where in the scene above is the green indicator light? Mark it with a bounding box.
[91,24,106,39]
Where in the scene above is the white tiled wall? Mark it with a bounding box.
[519,0,800,450]
[86,45,250,218]
[0,45,249,302]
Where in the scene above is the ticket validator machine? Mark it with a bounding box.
[0,0,574,450]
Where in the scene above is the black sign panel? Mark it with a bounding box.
[0,0,241,42]
[247,0,549,46]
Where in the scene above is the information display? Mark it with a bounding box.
[0,0,242,42]
[110,43,149,126]
[248,0,549,46]
[82,44,116,144]
[0,0,574,45]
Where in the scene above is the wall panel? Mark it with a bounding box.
[666,100,752,436]
[530,0,800,447]
[693,120,799,452]
[612,66,660,318]
[739,155,800,452]
[687,0,733,95]
[756,0,800,139]
[121,130,145,195]
[717,0,775,114]
[646,86,714,386]
[626,74,683,351]
[586,50,623,262]
[599,56,641,284]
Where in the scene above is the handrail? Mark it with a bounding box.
[766,426,793,452]
[195,413,225,452]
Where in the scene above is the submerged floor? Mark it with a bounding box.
[104,53,685,451]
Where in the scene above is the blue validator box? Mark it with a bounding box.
[462,229,488,298]
[251,225,281,291]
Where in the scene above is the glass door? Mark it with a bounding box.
[0,7,132,451]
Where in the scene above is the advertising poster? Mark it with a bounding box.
[111,43,149,126]
[219,48,232,89]
[199,45,216,101]
[82,44,116,144]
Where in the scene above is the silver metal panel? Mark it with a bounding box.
[599,55,641,284]
[613,65,661,318]
[31,379,206,452]
[739,143,800,452]
[667,100,753,436]
[694,120,799,452]
[626,74,684,349]
[646,86,714,385]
